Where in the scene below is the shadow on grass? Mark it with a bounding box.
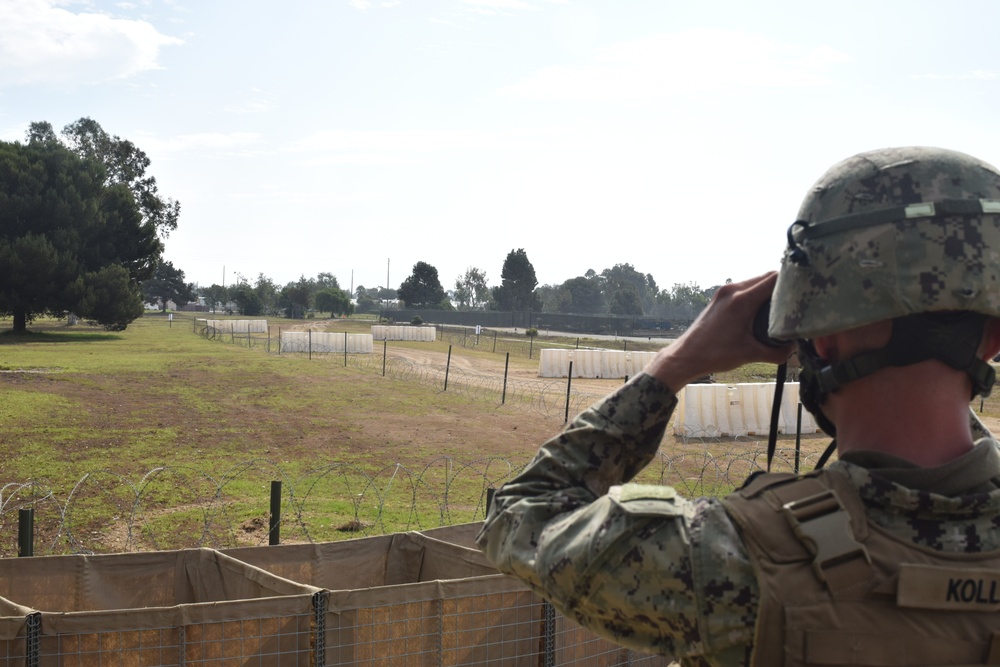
[0,328,123,344]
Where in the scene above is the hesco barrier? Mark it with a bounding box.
[202,319,269,335]
[0,548,322,665]
[675,382,819,438]
[0,524,672,666]
[280,331,375,353]
[538,349,658,378]
[370,324,436,341]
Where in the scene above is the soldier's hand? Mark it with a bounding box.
[645,272,794,393]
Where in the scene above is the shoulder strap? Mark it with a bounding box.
[727,471,877,597]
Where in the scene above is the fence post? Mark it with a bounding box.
[795,402,803,474]
[344,331,348,366]
[565,361,574,423]
[529,334,533,360]
[18,508,33,557]
[502,352,510,404]
[444,345,452,391]
[278,327,282,354]
[382,339,388,376]
[309,329,312,360]
[269,481,282,545]
[267,326,271,353]
[493,331,497,353]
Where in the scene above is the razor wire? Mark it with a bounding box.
[0,446,823,557]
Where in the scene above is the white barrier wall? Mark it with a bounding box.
[281,331,374,353]
[673,382,818,437]
[538,349,657,378]
[205,319,268,334]
[371,325,436,341]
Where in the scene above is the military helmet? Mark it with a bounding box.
[769,146,1000,341]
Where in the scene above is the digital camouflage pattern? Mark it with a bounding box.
[770,146,1000,340]
[835,446,1000,553]
[477,372,1000,666]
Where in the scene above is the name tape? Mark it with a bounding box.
[898,563,1000,611]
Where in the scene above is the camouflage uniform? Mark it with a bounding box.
[476,371,1000,667]
[479,147,1000,665]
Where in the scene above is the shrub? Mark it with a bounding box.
[411,316,423,326]
[525,327,538,337]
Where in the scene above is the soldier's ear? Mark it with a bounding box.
[978,317,1000,361]
[812,334,837,361]
[815,321,892,361]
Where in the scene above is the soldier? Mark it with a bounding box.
[477,146,1000,666]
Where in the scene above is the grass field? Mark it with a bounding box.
[3,312,999,556]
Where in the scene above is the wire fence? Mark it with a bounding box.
[0,444,823,558]
[196,319,621,420]
[0,317,827,558]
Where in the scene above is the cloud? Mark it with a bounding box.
[289,127,558,165]
[911,70,1000,81]
[498,29,852,101]
[223,89,279,115]
[136,131,264,158]
[0,0,182,87]
[460,0,538,9]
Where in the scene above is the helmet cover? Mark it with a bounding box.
[770,146,1000,340]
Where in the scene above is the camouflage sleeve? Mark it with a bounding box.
[477,372,759,664]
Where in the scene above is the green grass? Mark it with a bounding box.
[0,313,556,553]
[5,312,999,555]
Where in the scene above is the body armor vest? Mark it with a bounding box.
[722,469,1000,667]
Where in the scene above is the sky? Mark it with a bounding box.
[2,0,1000,296]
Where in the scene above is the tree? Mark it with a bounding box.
[200,284,229,313]
[492,249,542,311]
[229,280,263,316]
[142,260,195,311]
[601,263,656,315]
[279,276,312,318]
[253,274,279,315]
[561,276,606,314]
[315,272,340,291]
[315,288,354,317]
[354,285,379,313]
[54,118,180,238]
[0,135,161,332]
[655,282,710,319]
[398,262,446,308]
[73,265,146,331]
[454,267,491,310]
[608,286,644,315]
[536,284,573,313]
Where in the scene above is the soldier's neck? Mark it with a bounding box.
[829,362,975,468]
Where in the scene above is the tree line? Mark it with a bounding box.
[190,249,725,322]
[0,118,723,332]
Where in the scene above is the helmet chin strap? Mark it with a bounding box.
[768,312,995,472]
